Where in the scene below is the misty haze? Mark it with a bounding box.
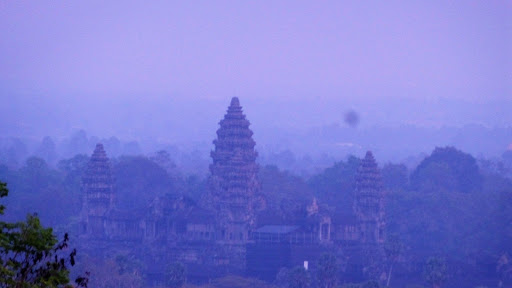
[0,1,511,288]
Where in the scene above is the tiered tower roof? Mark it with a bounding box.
[82,143,114,212]
[354,151,385,244]
[211,97,256,161]
[355,151,383,194]
[207,97,263,228]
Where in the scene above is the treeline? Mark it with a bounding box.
[261,147,512,286]
[0,150,206,229]
[0,145,511,287]
[0,130,213,176]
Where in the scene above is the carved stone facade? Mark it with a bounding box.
[78,98,387,284]
[80,143,115,237]
[354,151,385,244]
[204,97,265,243]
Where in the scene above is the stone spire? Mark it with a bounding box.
[205,97,264,242]
[81,143,115,236]
[354,151,385,244]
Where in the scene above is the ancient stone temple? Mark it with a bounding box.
[204,97,265,243]
[80,143,115,237]
[353,151,385,244]
[76,100,388,285]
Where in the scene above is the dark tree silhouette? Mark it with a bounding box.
[288,266,310,288]
[316,254,338,288]
[0,181,88,287]
[411,146,482,193]
[166,262,186,288]
[424,257,447,288]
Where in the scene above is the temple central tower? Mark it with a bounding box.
[354,151,385,244]
[205,97,264,242]
[80,143,115,237]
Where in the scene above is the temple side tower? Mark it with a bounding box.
[81,143,115,237]
[205,97,264,243]
[354,151,385,244]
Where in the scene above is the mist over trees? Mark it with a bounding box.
[0,97,510,287]
[1,135,511,287]
[1,1,510,286]
[2,124,512,176]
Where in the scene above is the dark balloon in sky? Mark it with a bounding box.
[0,1,510,158]
[344,110,360,128]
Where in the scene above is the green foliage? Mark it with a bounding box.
[150,150,179,176]
[114,156,175,210]
[410,147,482,193]
[166,262,186,288]
[274,267,289,288]
[18,156,60,195]
[381,163,408,192]
[183,174,207,203]
[205,275,276,288]
[384,234,402,261]
[339,281,380,288]
[77,257,141,288]
[423,257,446,288]
[57,154,89,193]
[2,157,79,230]
[316,253,338,288]
[385,168,512,285]
[0,181,87,287]
[361,280,380,288]
[384,234,402,287]
[502,150,512,172]
[496,190,512,253]
[0,182,7,215]
[497,253,512,286]
[307,155,360,210]
[259,165,313,212]
[386,188,493,261]
[340,284,361,288]
[35,136,58,165]
[287,266,310,288]
[115,254,143,277]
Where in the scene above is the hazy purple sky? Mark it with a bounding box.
[1,1,511,139]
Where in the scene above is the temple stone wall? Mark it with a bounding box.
[77,98,387,285]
